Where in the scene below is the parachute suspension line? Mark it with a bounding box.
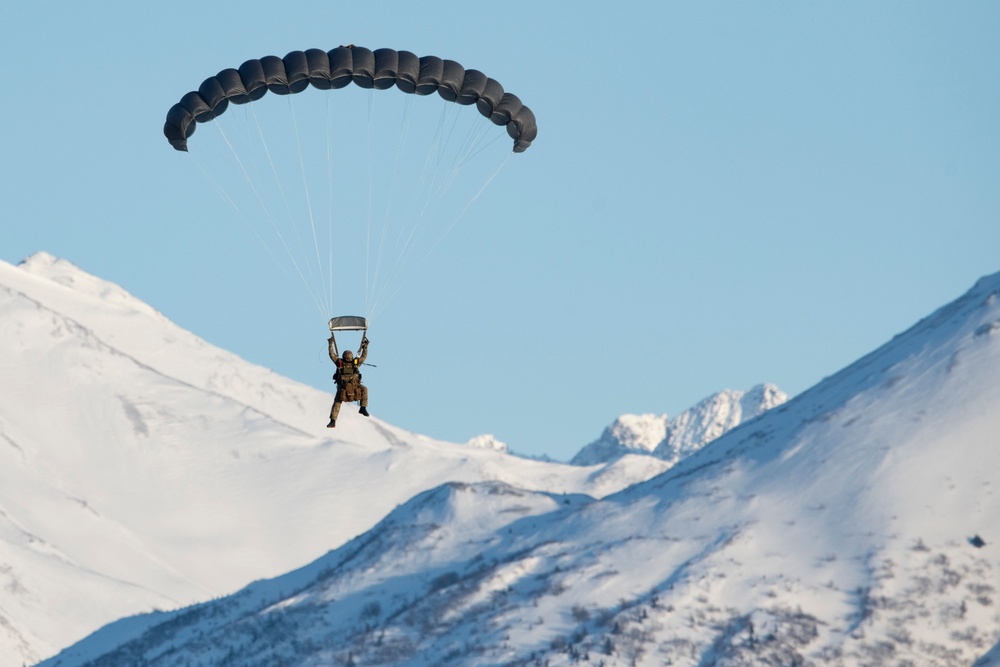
[325,94,336,320]
[368,122,441,320]
[191,150,254,227]
[224,108,328,319]
[193,122,327,319]
[462,150,512,217]
[369,146,505,323]
[249,105,330,319]
[456,122,508,169]
[287,96,332,318]
[249,106,310,266]
[418,103,485,218]
[191,152,291,274]
[430,115,499,210]
[442,107,489,167]
[214,113,275,217]
[368,98,480,322]
[369,131,512,323]
[367,94,416,322]
[432,151,513,253]
[364,89,377,319]
[366,96,447,324]
[428,104,458,195]
[387,94,416,254]
[411,102,451,216]
[369,151,512,318]
[367,113,511,322]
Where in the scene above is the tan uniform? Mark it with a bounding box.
[329,338,369,421]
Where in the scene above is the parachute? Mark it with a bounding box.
[163,44,534,338]
[164,45,537,154]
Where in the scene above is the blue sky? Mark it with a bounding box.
[3,2,998,461]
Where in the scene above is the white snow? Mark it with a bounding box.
[8,252,1000,666]
[0,253,672,665]
[571,383,788,465]
[34,264,1000,666]
[465,433,509,453]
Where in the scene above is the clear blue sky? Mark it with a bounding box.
[3,2,998,461]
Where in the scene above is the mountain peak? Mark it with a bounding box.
[14,251,158,317]
[465,434,509,453]
[570,383,788,466]
[19,250,60,268]
[44,268,1000,667]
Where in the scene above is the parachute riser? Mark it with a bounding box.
[327,329,368,359]
[328,315,369,359]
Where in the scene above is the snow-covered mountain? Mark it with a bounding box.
[571,384,788,466]
[41,267,1000,666]
[0,253,682,666]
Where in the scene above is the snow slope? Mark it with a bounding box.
[42,268,1000,666]
[0,253,680,665]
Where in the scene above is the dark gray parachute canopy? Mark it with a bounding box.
[164,45,537,153]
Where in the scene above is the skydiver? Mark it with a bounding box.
[327,335,370,427]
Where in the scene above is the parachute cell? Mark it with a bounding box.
[163,45,536,153]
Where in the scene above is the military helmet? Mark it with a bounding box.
[343,350,354,361]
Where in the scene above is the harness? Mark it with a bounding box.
[336,359,360,383]
[334,359,362,399]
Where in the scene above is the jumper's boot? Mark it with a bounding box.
[327,419,336,428]
[359,406,370,417]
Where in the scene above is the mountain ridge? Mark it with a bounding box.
[0,252,778,665]
[39,266,1000,666]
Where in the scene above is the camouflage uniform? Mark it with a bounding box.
[328,337,369,425]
